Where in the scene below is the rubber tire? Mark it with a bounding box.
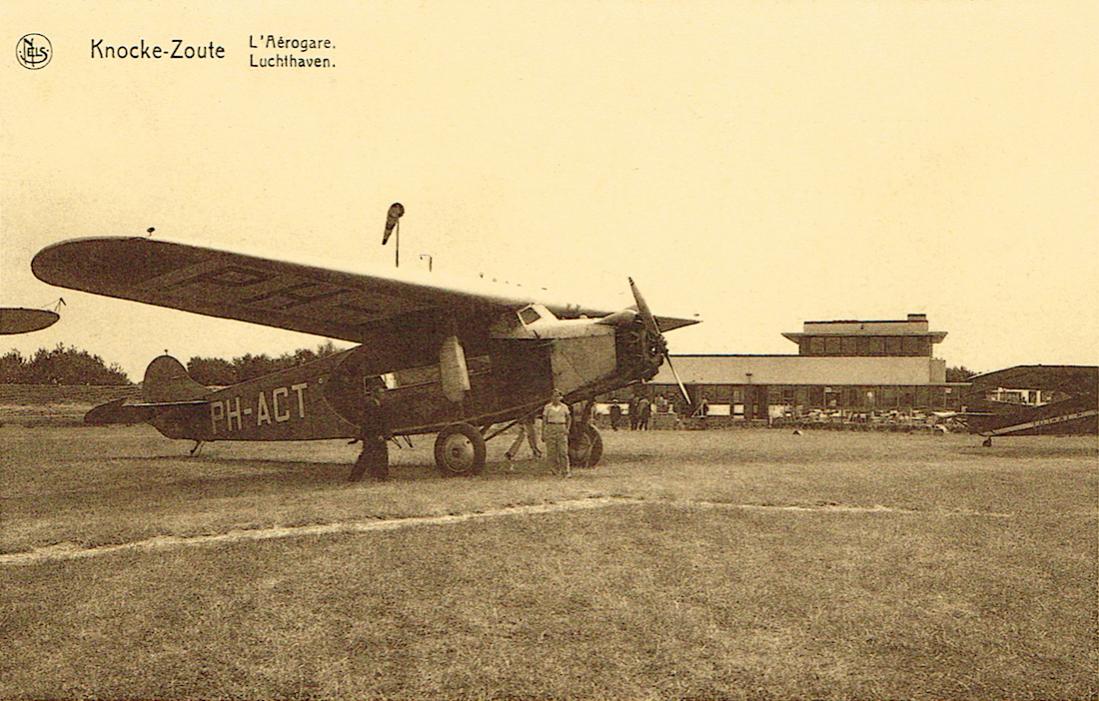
[569,424,603,468]
[434,423,487,476]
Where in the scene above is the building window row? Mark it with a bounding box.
[801,335,931,357]
[680,384,959,410]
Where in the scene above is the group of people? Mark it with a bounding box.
[349,383,713,482]
[607,393,705,431]
[608,394,667,430]
[506,390,576,476]
[351,388,578,482]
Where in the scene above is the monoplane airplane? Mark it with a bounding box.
[32,236,698,477]
[947,365,1098,446]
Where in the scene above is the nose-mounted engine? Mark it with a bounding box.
[601,278,691,401]
[617,316,666,380]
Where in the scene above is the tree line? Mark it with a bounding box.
[184,341,341,385]
[1,341,343,386]
[3,340,982,388]
[0,345,131,385]
[946,366,980,382]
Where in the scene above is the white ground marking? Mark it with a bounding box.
[0,496,1014,566]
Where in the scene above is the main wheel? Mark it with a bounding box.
[434,423,487,476]
[568,424,604,468]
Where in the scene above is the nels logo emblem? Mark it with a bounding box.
[16,33,51,70]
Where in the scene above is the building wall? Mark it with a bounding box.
[796,334,934,357]
[651,355,946,386]
[619,314,960,419]
[647,383,963,411]
[781,314,947,357]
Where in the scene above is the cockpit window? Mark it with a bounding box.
[519,306,542,325]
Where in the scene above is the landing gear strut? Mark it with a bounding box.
[434,422,486,476]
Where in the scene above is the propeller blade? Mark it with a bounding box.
[628,276,661,336]
[665,353,691,405]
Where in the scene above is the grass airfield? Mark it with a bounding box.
[1,424,1096,699]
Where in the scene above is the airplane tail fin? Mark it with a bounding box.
[143,355,209,403]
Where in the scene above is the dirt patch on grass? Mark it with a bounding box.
[0,496,1016,566]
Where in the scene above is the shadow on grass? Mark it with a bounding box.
[62,449,559,490]
[111,453,527,484]
[956,443,1098,459]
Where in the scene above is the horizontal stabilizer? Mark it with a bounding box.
[85,397,208,425]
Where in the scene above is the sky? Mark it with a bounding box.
[2,1,1096,380]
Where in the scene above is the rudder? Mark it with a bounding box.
[143,355,209,403]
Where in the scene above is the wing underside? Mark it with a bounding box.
[33,237,505,342]
[32,237,698,341]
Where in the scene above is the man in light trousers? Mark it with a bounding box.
[504,413,542,469]
[542,390,571,477]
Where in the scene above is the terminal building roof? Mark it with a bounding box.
[781,313,947,343]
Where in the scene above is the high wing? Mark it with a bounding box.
[33,237,698,342]
[0,307,60,334]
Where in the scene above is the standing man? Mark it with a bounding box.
[542,389,572,477]
[697,397,711,429]
[608,402,622,431]
[628,395,640,431]
[350,384,390,482]
[505,413,542,464]
[637,395,652,431]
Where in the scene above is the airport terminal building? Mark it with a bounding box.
[639,313,965,421]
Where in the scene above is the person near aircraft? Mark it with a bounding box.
[628,395,640,430]
[504,413,542,466]
[637,395,652,431]
[654,394,669,414]
[608,402,622,431]
[542,390,572,477]
[350,384,390,481]
[696,397,710,428]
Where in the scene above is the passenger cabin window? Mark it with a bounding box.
[519,307,542,325]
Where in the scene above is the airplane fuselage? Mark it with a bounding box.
[150,321,654,442]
